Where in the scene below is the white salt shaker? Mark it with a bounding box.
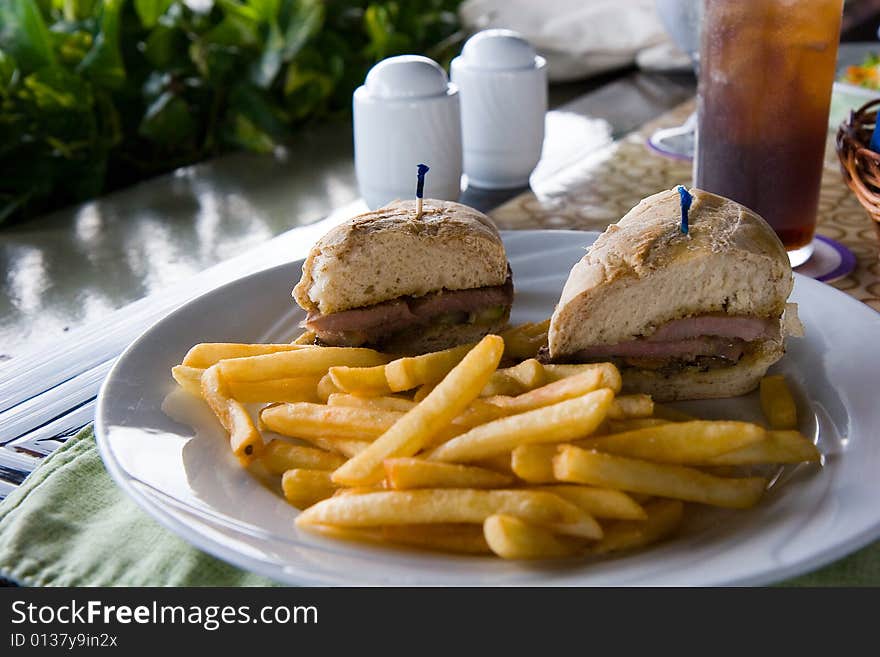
[353,55,462,209]
[451,30,547,189]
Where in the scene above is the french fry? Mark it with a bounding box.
[480,359,545,397]
[501,320,550,360]
[327,393,417,413]
[182,343,308,368]
[484,368,604,415]
[303,523,491,554]
[760,375,798,430]
[261,440,346,475]
[475,452,514,475]
[173,365,322,403]
[483,514,584,559]
[588,499,684,555]
[332,335,505,486]
[606,394,654,419]
[573,421,766,464]
[428,388,614,463]
[452,398,506,428]
[542,363,622,393]
[384,343,475,392]
[295,488,584,527]
[329,365,391,396]
[302,436,370,458]
[511,444,559,483]
[260,403,403,440]
[553,446,766,509]
[282,469,340,509]
[171,365,205,396]
[292,331,316,345]
[383,458,515,490]
[704,430,820,465]
[316,373,341,402]
[218,347,387,382]
[200,365,263,463]
[652,404,695,422]
[607,418,670,433]
[413,382,436,403]
[530,485,647,520]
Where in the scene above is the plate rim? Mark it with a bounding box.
[95,229,880,586]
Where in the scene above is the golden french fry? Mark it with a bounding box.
[172,365,205,396]
[480,359,545,397]
[413,382,436,403]
[384,343,475,392]
[500,320,551,359]
[607,418,670,433]
[542,363,622,393]
[282,469,340,509]
[329,365,391,396]
[303,523,491,554]
[588,499,684,555]
[383,458,515,490]
[182,343,309,368]
[760,375,798,430]
[574,421,766,464]
[531,485,647,520]
[261,440,346,475]
[302,436,370,458]
[200,365,263,463]
[332,335,505,486]
[260,402,403,440]
[553,446,766,509]
[652,404,695,422]
[218,347,387,382]
[483,514,584,559]
[704,430,820,465]
[428,388,614,463]
[511,444,559,483]
[327,393,417,413]
[484,368,604,415]
[606,394,654,419]
[173,365,322,403]
[292,331,316,345]
[295,488,583,527]
[316,373,341,402]
[452,399,506,428]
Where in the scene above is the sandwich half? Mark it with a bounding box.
[293,199,512,354]
[546,187,802,401]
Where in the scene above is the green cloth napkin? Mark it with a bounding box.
[1,427,877,586]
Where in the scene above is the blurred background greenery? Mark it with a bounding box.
[0,0,465,224]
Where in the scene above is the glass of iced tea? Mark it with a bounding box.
[694,0,844,266]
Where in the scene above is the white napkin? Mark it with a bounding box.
[459,0,679,82]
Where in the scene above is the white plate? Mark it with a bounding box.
[96,230,880,586]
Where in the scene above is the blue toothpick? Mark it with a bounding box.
[677,185,692,235]
[415,163,430,219]
[870,116,880,153]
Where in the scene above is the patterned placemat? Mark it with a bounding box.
[489,100,880,312]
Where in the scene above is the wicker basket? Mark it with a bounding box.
[836,97,880,243]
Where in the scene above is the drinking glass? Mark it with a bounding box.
[694,0,844,266]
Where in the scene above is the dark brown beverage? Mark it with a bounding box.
[695,0,843,265]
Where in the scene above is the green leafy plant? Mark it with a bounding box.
[0,0,464,223]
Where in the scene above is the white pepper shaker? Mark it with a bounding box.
[353,55,462,210]
[451,30,547,189]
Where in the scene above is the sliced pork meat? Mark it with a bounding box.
[305,276,514,347]
[572,336,745,362]
[547,313,779,373]
[646,315,778,343]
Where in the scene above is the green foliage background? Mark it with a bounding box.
[0,0,464,223]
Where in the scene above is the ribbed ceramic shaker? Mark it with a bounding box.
[353,55,462,209]
[451,30,547,189]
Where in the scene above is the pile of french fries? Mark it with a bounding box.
[170,320,819,560]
